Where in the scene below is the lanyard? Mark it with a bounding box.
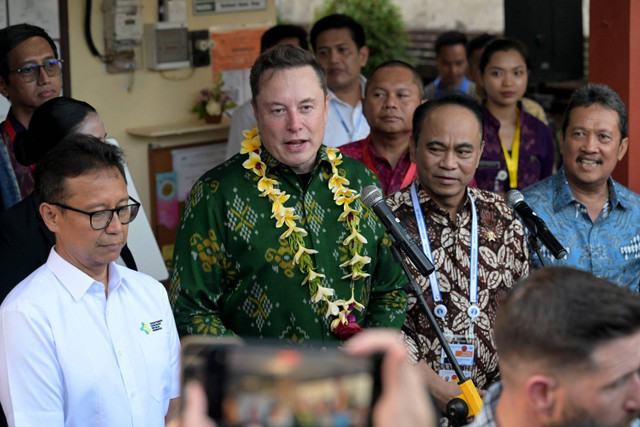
[331,98,363,141]
[361,139,417,194]
[500,108,521,189]
[2,118,17,142]
[434,77,470,99]
[410,183,478,304]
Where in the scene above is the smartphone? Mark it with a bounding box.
[181,337,381,427]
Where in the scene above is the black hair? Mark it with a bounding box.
[0,24,58,83]
[250,44,327,106]
[35,134,126,206]
[495,267,640,371]
[310,14,366,51]
[412,94,483,144]
[435,31,468,56]
[562,83,628,141]
[14,97,98,166]
[467,33,496,62]
[261,24,309,52]
[479,37,530,74]
[365,60,424,99]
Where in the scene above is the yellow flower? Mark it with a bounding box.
[257,177,278,196]
[273,208,298,229]
[338,204,362,221]
[293,244,318,265]
[242,126,259,141]
[339,253,372,268]
[341,270,371,280]
[335,193,359,206]
[343,228,368,246]
[242,153,266,176]
[335,290,365,312]
[280,225,308,240]
[302,269,326,285]
[326,300,341,318]
[325,146,340,161]
[270,192,291,214]
[240,137,261,155]
[312,285,335,303]
[328,174,350,191]
[331,311,348,330]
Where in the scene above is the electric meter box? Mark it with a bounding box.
[144,22,190,70]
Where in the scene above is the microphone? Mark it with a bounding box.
[360,185,434,276]
[505,190,567,259]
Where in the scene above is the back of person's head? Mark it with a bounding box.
[478,37,530,74]
[250,44,327,105]
[435,31,468,56]
[495,267,640,374]
[561,83,628,140]
[0,23,58,83]
[14,97,97,166]
[467,33,496,62]
[35,134,126,206]
[261,24,309,52]
[310,13,366,51]
[412,94,483,143]
[365,60,424,99]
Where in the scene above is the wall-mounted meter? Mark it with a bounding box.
[103,0,143,73]
[144,22,191,70]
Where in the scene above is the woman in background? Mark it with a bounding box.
[474,38,555,195]
[0,97,136,302]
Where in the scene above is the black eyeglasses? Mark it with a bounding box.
[10,59,63,83]
[49,197,141,230]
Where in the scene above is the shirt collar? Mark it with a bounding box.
[46,247,124,301]
[328,74,367,105]
[552,168,622,211]
[259,145,333,177]
[6,108,27,134]
[415,178,472,216]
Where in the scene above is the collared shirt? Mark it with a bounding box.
[386,182,530,389]
[339,135,415,195]
[423,77,476,100]
[323,74,370,147]
[475,102,555,195]
[0,110,31,211]
[0,249,181,427]
[468,382,502,427]
[170,146,407,343]
[522,168,640,292]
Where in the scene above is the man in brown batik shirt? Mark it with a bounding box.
[386,94,531,417]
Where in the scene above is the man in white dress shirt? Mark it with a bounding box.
[0,134,180,427]
[310,14,371,147]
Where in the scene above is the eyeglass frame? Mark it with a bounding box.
[9,58,64,83]
[48,196,141,230]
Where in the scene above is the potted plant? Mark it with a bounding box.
[193,74,237,123]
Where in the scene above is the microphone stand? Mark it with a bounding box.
[388,237,483,424]
[527,233,548,268]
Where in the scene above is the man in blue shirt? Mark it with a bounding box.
[522,84,640,292]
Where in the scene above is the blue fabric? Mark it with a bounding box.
[0,111,26,211]
[522,168,640,292]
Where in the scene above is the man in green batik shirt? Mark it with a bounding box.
[170,45,407,343]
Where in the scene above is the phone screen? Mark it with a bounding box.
[182,338,381,427]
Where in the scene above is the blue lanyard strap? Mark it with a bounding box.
[330,98,363,141]
[434,76,470,99]
[410,183,478,304]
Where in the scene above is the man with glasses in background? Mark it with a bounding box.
[0,135,181,426]
[0,23,62,211]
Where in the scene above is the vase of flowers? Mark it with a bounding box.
[193,74,237,123]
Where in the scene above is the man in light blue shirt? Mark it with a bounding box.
[311,14,370,147]
[522,84,640,292]
[0,135,180,426]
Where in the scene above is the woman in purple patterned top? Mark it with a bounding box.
[474,38,555,196]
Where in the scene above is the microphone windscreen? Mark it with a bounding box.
[360,185,383,208]
[504,189,525,209]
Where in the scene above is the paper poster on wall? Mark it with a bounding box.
[209,26,267,74]
[155,171,179,229]
[8,0,60,39]
[171,144,227,202]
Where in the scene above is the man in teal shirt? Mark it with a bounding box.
[170,45,407,343]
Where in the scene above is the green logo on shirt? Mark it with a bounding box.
[140,322,151,334]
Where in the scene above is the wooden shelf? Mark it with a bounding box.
[126,116,231,147]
